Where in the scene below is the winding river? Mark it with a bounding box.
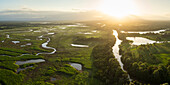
[112,30,132,81]
[36,36,56,55]
[16,34,56,65]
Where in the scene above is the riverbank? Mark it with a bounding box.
[90,29,129,85]
[119,29,170,84]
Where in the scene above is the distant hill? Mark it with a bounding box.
[1,9,170,22]
[0,10,104,21]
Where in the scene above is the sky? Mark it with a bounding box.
[0,0,101,11]
[0,0,170,21]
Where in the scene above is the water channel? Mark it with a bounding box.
[112,30,132,81]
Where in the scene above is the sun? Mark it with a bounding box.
[98,0,138,18]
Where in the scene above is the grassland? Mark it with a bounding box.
[0,21,170,85]
[0,22,121,85]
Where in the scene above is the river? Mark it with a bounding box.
[16,34,56,71]
[112,30,132,81]
[36,36,56,55]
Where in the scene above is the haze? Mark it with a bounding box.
[0,0,170,21]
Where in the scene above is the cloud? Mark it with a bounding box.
[165,13,170,16]
[0,9,104,21]
[21,7,34,11]
[140,14,170,20]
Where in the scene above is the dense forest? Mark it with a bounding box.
[91,30,129,85]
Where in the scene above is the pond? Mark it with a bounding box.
[17,66,33,73]
[12,41,20,44]
[6,34,10,38]
[71,44,89,47]
[69,63,82,71]
[84,32,92,35]
[126,37,157,45]
[48,33,55,35]
[21,43,32,47]
[92,30,97,32]
[121,29,166,34]
[34,30,41,32]
[15,59,45,65]
[25,39,31,40]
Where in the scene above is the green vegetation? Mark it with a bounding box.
[120,38,170,84]
[0,61,19,71]
[56,57,92,69]
[20,63,35,68]
[57,64,79,75]
[0,21,170,85]
[0,69,23,85]
[91,42,129,85]
[0,55,43,61]
[0,55,42,73]
[0,22,101,85]
[0,50,21,56]
[0,47,28,54]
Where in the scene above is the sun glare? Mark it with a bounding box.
[99,0,138,18]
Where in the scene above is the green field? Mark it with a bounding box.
[0,21,169,85]
[0,22,126,85]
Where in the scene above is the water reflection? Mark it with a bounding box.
[112,30,124,71]
[12,41,20,44]
[121,29,166,34]
[84,32,92,35]
[17,66,33,73]
[48,33,55,35]
[25,39,31,40]
[112,30,132,81]
[69,63,82,71]
[71,44,89,47]
[126,37,156,45]
[6,34,10,38]
[36,37,56,55]
[15,59,45,65]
